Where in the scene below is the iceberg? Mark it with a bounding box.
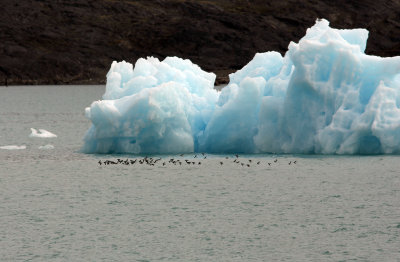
[29,128,57,138]
[83,19,400,154]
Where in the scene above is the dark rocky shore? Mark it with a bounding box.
[1,0,400,85]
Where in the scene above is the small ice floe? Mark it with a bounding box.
[29,128,57,138]
[38,144,54,150]
[0,145,26,150]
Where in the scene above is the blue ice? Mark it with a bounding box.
[83,19,400,154]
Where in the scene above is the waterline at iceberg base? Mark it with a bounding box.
[83,19,400,155]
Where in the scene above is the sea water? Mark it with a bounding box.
[0,85,399,261]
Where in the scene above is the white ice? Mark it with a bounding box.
[38,144,55,150]
[0,145,26,150]
[29,128,57,138]
[83,19,400,154]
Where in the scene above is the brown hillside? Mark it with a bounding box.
[1,0,399,85]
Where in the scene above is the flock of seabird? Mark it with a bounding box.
[98,153,298,167]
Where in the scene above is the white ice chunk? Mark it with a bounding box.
[0,145,26,150]
[38,144,55,150]
[29,128,57,138]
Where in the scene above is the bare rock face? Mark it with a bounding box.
[1,0,399,85]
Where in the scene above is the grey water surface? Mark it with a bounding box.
[0,85,399,261]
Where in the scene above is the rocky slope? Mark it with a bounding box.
[1,0,400,85]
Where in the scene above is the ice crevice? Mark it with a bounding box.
[83,19,400,154]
